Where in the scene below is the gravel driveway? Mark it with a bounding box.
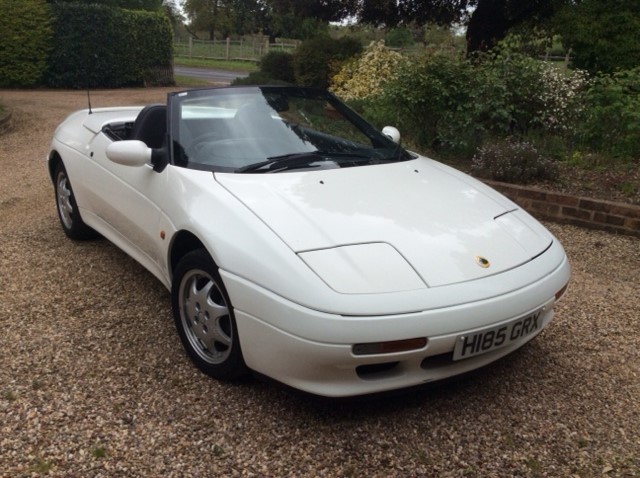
[1,89,639,477]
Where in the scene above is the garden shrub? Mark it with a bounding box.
[375,52,484,154]
[351,49,552,155]
[471,138,558,183]
[338,33,638,167]
[259,51,295,83]
[292,36,362,89]
[476,49,546,136]
[355,44,589,158]
[231,71,290,86]
[44,2,173,88]
[331,41,407,101]
[0,0,53,87]
[577,68,640,159]
[386,27,413,48]
[232,51,294,85]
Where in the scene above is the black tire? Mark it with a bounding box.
[53,162,97,240]
[172,249,248,380]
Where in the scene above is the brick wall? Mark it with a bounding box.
[485,180,640,238]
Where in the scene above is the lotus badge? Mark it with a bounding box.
[475,256,490,268]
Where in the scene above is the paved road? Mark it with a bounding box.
[174,66,249,84]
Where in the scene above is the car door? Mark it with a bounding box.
[84,132,167,268]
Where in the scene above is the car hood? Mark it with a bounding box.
[215,157,552,288]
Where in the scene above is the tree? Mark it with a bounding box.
[356,0,561,55]
[358,0,399,27]
[466,0,556,53]
[267,0,358,23]
[358,0,470,28]
[183,0,266,39]
[46,0,163,10]
[229,0,266,35]
[183,0,230,39]
[163,0,185,29]
[398,0,471,26]
[556,0,640,74]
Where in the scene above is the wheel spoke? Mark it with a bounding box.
[56,175,74,228]
[206,311,232,348]
[180,270,233,364]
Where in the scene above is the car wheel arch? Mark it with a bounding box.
[48,151,62,183]
[169,230,212,281]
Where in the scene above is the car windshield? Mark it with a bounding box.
[169,86,413,173]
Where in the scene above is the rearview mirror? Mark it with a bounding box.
[106,140,151,167]
[382,126,401,144]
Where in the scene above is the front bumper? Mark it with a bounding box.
[222,254,570,398]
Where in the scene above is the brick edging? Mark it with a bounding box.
[484,180,640,238]
[0,108,12,135]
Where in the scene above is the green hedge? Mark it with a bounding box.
[0,0,53,87]
[44,2,173,88]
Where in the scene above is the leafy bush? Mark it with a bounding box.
[0,0,53,87]
[331,41,407,101]
[353,42,591,158]
[386,27,413,48]
[292,36,362,89]
[350,49,552,154]
[471,138,558,183]
[231,71,290,86]
[231,50,294,85]
[44,2,173,88]
[476,48,546,136]
[373,52,484,154]
[577,68,640,159]
[342,33,638,168]
[259,51,295,83]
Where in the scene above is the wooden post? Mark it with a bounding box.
[564,48,572,67]
[226,37,230,60]
[188,37,193,59]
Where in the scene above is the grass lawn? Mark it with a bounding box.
[174,75,218,88]
[174,57,258,73]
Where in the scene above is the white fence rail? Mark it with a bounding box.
[174,38,299,62]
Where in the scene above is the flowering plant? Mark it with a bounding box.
[330,41,407,101]
[472,138,558,183]
[537,66,590,135]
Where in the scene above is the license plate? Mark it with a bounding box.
[453,309,543,361]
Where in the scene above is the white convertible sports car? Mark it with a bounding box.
[48,86,570,397]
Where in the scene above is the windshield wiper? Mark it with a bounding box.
[236,150,371,173]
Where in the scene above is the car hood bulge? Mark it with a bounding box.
[215,158,552,288]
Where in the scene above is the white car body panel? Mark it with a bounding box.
[215,159,552,288]
[48,92,570,397]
